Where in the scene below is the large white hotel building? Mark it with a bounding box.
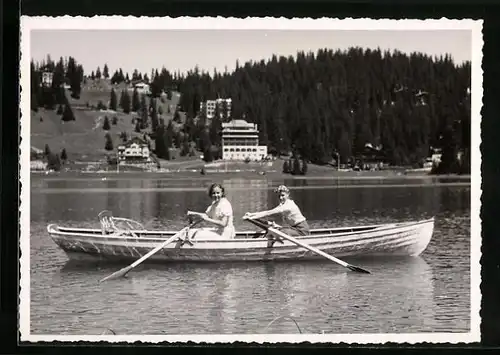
[221,119,268,161]
[200,98,267,161]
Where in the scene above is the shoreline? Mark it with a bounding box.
[30,169,471,182]
[31,156,472,182]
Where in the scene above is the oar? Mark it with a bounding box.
[244,217,371,274]
[99,221,199,282]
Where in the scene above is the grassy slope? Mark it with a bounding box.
[31,80,181,161]
[32,108,139,160]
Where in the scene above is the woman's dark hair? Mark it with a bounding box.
[208,183,225,198]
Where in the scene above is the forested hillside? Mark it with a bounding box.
[31,47,471,173]
[176,48,471,172]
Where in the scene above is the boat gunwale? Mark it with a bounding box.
[47,218,434,245]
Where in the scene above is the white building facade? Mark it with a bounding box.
[200,98,232,119]
[221,119,267,161]
[117,138,151,163]
[130,82,151,95]
[41,72,54,87]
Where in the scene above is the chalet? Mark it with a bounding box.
[355,143,387,170]
[31,146,45,160]
[117,137,151,163]
[30,146,47,171]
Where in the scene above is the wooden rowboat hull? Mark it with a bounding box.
[47,218,434,263]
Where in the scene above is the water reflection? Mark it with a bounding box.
[438,186,470,214]
[52,257,435,334]
[222,178,270,215]
[32,179,469,231]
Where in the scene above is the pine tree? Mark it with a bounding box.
[292,157,302,175]
[180,139,190,157]
[53,57,65,92]
[120,131,129,143]
[104,133,114,151]
[103,116,111,130]
[119,90,125,110]
[109,89,118,111]
[140,95,148,129]
[150,103,159,133]
[132,88,140,112]
[155,124,167,159]
[282,160,290,173]
[67,57,82,99]
[436,126,459,174]
[103,64,109,79]
[30,61,42,111]
[61,102,76,121]
[121,90,131,114]
[31,92,39,112]
[60,148,68,161]
[132,69,139,81]
[301,159,308,175]
[111,70,120,84]
[46,153,62,171]
[150,76,161,97]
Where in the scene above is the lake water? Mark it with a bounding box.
[28,175,472,335]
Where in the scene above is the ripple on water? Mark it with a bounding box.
[29,183,472,334]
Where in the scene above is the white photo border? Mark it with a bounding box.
[19,16,483,344]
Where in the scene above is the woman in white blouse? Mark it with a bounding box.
[187,183,236,239]
[244,185,310,236]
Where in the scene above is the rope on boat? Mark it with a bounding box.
[263,316,303,334]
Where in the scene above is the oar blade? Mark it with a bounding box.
[347,264,371,274]
[98,220,200,283]
[99,265,133,283]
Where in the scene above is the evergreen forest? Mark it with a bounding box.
[30,47,472,174]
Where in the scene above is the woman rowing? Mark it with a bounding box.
[187,183,236,239]
[244,185,310,236]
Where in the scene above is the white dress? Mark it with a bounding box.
[200,197,236,239]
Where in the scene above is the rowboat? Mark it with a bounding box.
[47,213,435,263]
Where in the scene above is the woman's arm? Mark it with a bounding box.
[247,204,285,219]
[202,214,229,228]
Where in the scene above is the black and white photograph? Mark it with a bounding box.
[20,17,482,344]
